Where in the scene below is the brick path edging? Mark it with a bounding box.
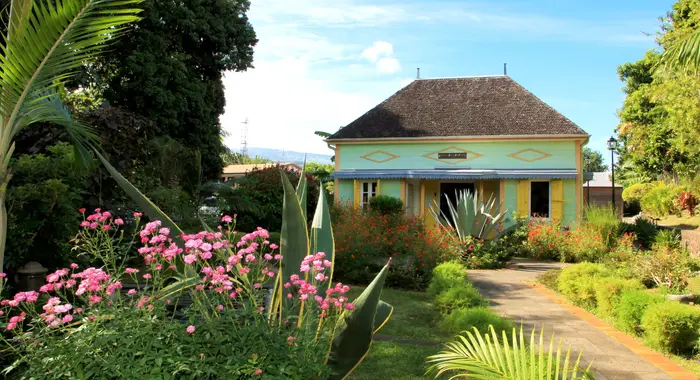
[530,284,697,380]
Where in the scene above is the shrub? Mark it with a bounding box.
[536,269,561,291]
[438,307,514,335]
[641,302,700,355]
[622,183,649,215]
[676,191,699,216]
[652,229,681,250]
[634,216,659,249]
[617,290,666,336]
[369,195,404,216]
[594,278,645,319]
[461,237,514,270]
[633,247,696,292]
[562,223,610,263]
[558,263,613,308]
[524,220,566,260]
[640,182,685,217]
[427,261,468,298]
[685,276,700,295]
[435,283,487,314]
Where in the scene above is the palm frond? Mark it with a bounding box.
[426,325,595,380]
[661,30,700,70]
[0,0,142,136]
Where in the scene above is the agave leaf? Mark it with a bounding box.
[327,263,391,379]
[280,169,310,317]
[373,300,393,334]
[155,276,201,300]
[296,158,308,222]
[310,188,335,288]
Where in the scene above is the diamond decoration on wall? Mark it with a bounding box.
[422,146,483,165]
[507,148,552,162]
[360,150,399,163]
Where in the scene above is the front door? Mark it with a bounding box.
[439,182,475,218]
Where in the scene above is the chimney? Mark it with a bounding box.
[503,63,507,76]
[416,67,420,79]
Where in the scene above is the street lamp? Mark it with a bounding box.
[607,136,619,214]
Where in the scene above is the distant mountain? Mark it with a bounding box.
[247,147,333,165]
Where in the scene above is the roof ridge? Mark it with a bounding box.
[418,75,507,80]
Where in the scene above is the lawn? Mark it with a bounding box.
[346,286,452,380]
[656,214,700,230]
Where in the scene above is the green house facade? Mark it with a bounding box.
[328,76,590,228]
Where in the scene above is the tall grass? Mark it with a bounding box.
[584,205,620,249]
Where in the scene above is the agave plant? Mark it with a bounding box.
[426,325,595,380]
[97,150,393,378]
[0,0,143,273]
[430,190,507,242]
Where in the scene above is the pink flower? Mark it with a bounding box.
[62,315,73,324]
[114,218,124,225]
[254,369,263,376]
[286,336,296,346]
[217,304,224,311]
[287,293,293,299]
[127,289,137,295]
[270,244,278,250]
[80,221,90,227]
[89,222,98,229]
[183,254,197,265]
[89,295,102,305]
[263,254,273,260]
[186,325,196,334]
[70,263,78,269]
[239,267,250,275]
[133,212,142,217]
[102,224,111,231]
[253,283,262,289]
[0,273,6,278]
[221,215,233,223]
[6,322,16,331]
[78,208,86,213]
[344,303,355,310]
[159,227,170,236]
[125,268,139,274]
[143,274,152,279]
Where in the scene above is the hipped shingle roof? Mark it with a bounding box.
[329,76,588,140]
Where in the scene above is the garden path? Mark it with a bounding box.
[467,259,687,380]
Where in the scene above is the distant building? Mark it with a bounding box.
[584,172,623,216]
[221,163,302,182]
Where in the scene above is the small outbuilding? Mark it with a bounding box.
[584,172,623,216]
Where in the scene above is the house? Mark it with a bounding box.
[221,163,302,182]
[584,172,623,216]
[327,76,590,228]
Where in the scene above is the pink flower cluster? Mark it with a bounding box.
[138,221,184,264]
[201,266,234,294]
[284,254,354,317]
[79,209,124,230]
[5,312,26,330]
[181,230,228,265]
[300,252,332,282]
[41,297,75,327]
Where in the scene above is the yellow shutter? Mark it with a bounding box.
[551,179,563,221]
[353,180,360,208]
[377,179,381,195]
[516,180,529,219]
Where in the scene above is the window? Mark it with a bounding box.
[361,181,378,209]
[530,181,550,218]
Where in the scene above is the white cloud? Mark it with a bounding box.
[360,41,402,74]
[377,57,401,74]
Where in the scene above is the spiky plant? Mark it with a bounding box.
[426,325,595,380]
[430,190,507,242]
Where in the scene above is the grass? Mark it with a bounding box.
[345,286,451,379]
[656,215,700,230]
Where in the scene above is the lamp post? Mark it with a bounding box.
[607,136,619,215]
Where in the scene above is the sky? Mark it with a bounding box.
[220,0,675,165]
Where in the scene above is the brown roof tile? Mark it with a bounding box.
[329,76,588,140]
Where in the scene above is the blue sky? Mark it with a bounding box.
[221,0,674,165]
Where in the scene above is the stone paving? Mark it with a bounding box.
[467,259,691,380]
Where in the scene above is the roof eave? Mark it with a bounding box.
[326,134,591,144]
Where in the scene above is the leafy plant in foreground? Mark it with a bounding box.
[426,325,595,379]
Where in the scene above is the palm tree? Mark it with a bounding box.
[0,0,142,273]
[662,31,700,68]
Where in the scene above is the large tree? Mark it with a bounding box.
[583,147,607,172]
[94,0,257,180]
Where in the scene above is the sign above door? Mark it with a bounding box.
[437,152,468,159]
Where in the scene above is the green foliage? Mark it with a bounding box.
[234,166,318,232]
[438,307,514,336]
[617,290,666,335]
[583,147,607,172]
[369,195,404,216]
[430,190,506,241]
[685,276,700,294]
[461,236,515,270]
[622,183,649,215]
[558,263,613,309]
[427,261,468,298]
[20,307,328,379]
[594,278,645,319]
[633,246,696,292]
[537,269,562,291]
[653,229,682,249]
[641,301,700,355]
[640,182,686,217]
[5,144,90,270]
[426,326,594,379]
[434,283,488,315]
[634,216,659,249]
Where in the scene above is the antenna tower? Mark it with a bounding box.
[240,118,249,157]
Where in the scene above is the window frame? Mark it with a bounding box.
[360,180,378,209]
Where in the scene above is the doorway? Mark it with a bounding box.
[439,182,475,218]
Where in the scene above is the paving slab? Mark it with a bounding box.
[467,259,682,380]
